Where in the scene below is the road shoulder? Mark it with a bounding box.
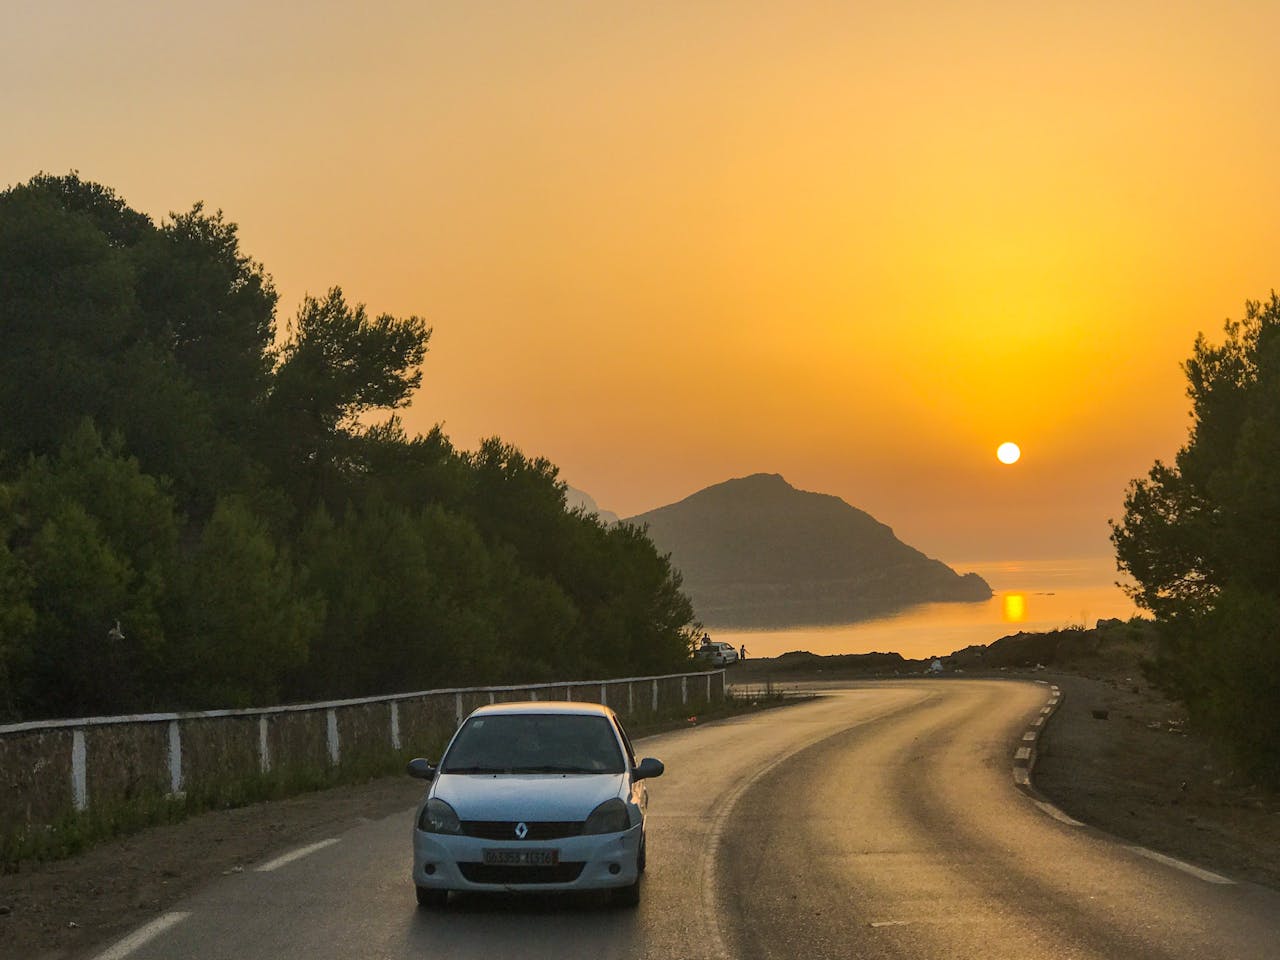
[1033,672,1280,890]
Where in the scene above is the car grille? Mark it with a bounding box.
[459,862,586,885]
[460,821,584,840]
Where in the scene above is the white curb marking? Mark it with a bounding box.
[1014,746,1032,761]
[93,911,190,960]
[255,838,339,872]
[1021,731,1038,742]
[1013,768,1031,786]
[1126,846,1234,885]
[1034,800,1084,827]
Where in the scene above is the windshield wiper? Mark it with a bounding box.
[443,765,506,774]
[511,764,607,774]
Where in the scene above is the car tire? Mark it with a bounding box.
[637,835,647,874]
[611,874,641,908]
[415,885,448,909]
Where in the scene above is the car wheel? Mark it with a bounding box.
[611,874,641,908]
[416,885,448,909]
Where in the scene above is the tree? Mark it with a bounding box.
[0,175,263,514]
[169,497,320,708]
[0,499,35,720]
[0,172,699,720]
[3,422,178,717]
[0,178,143,459]
[1112,293,1280,782]
[267,288,431,510]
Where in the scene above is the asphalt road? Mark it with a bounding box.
[92,681,1280,960]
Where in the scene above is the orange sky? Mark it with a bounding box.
[5,2,1278,562]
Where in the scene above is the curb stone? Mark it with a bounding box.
[1013,682,1061,791]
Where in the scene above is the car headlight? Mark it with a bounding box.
[582,798,631,835]
[418,798,462,834]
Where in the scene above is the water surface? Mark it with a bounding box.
[710,557,1138,661]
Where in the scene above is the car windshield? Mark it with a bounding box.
[441,714,625,775]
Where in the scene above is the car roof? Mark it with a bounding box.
[466,701,615,719]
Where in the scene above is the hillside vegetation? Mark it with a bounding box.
[629,473,990,627]
[0,174,695,721]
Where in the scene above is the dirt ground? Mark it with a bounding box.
[2,672,1278,960]
[1034,670,1280,890]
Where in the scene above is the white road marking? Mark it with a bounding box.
[1034,800,1084,827]
[92,911,190,960]
[1040,706,1052,715]
[1032,716,1044,727]
[870,919,910,928]
[1021,731,1038,741]
[1014,747,1032,761]
[1126,845,1235,885]
[255,838,340,872]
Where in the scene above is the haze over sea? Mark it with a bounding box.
[711,556,1137,662]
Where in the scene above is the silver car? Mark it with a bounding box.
[407,701,665,908]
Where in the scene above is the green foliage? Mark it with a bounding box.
[0,172,696,721]
[1113,294,1280,784]
[267,289,432,513]
[169,497,320,708]
[0,524,35,719]
[3,423,178,716]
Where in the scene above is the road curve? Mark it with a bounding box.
[88,681,1280,960]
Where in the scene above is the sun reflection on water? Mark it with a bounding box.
[1002,593,1027,622]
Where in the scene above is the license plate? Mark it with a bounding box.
[482,848,559,866]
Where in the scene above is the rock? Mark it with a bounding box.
[0,904,11,916]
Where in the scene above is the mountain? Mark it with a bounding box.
[564,485,620,525]
[626,473,991,628]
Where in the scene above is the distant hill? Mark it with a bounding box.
[564,486,620,525]
[626,473,991,628]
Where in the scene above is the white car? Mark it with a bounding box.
[696,641,739,666]
[407,701,664,908]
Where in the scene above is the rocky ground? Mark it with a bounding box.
[2,645,1278,959]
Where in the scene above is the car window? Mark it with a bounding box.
[441,714,625,774]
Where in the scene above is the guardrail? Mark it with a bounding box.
[0,669,727,856]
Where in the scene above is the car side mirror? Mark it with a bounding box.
[633,757,664,781]
[406,758,437,781]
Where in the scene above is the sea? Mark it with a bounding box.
[708,557,1139,662]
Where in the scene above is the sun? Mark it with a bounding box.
[997,441,1021,465]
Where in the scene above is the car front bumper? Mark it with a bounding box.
[412,823,643,892]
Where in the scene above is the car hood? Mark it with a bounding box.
[432,773,625,821]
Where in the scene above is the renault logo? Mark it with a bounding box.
[515,822,528,839]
